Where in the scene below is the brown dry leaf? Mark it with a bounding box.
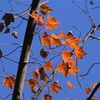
[3,76,15,90]
[45,15,59,30]
[0,22,4,32]
[50,81,61,93]
[32,71,39,80]
[44,61,54,71]
[29,11,38,20]
[74,46,86,59]
[38,67,47,81]
[50,36,61,47]
[40,2,53,15]
[84,88,91,94]
[4,28,10,33]
[67,81,75,88]
[0,49,2,58]
[58,62,70,76]
[61,50,75,64]
[40,48,49,58]
[2,13,14,27]
[41,32,51,47]
[43,94,52,100]
[26,79,39,88]
[65,31,81,48]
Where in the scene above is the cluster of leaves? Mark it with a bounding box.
[0,13,18,38]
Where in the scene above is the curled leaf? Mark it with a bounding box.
[12,31,18,39]
[32,71,39,80]
[67,81,75,88]
[84,88,91,94]
[43,94,52,100]
[40,48,49,58]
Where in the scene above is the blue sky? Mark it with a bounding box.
[0,0,100,100]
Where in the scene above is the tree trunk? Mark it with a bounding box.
[12,0,40,100]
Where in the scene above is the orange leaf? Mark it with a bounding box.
[65,31,81,48]
[41,32,51,47]
[74,46,86,59]
[40,48,49,58]
[3,76,15,90]
[67,81,75,88]
[40,2,53,15]
[26,79,38,88]
[58,62,70,76]
[38,67,47,81]
[52,33,61,39]
[50,36,61,47]
[45,15,59,30]
[50,81,61,93]
[43,94,52,100]
[29,11,38,20]
[84,88,91,94]
[38,15,45,23]
[93,82,100,88]
[32,71,39,80]
[61,50,75,64]
[44,61,54,71]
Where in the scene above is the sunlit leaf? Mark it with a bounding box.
[43,94,52,100]
[2,13,14,27]
[38,67,47,81]
[38,15,45,22]
[40,2,53,15]
[58,62,70,76]
[67,81,75,88]
[29,11,38,20]
[44,61,54,71]
[50,81,61,93]
[74,46,86,59]
[0,22,4,32]
[41,32,51,47]
[3,76,15,90]
[84,88,91,94]
[45,15,59,30]
[52,33,61,39]
[93,82,100,88]
[40,48,49,58]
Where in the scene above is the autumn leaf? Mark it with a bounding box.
[67,81,75,88]
[43,94,52,100]
[3,76,15,90]
[40,48,49,58]
[4,28,10,33]
[38,67,47,81]
[84,88,91,94]
[0,22,4,32]
[38,15,45,22]
[40,2,53,15]
[74,46,86,59]
[61,50,75,64]
[44,61,54,71]
[52,33,61,39]
[50,36,61,47]
[45,15,59,30]
[2,13,14,27]
[32,71,39,80]
[50,81,61,93]
[58,62,70,76]
[65,31,81,48]
[41,32,51,47]
[29,11,38,20]
[26,79,39,88]
[0,49,3,58]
